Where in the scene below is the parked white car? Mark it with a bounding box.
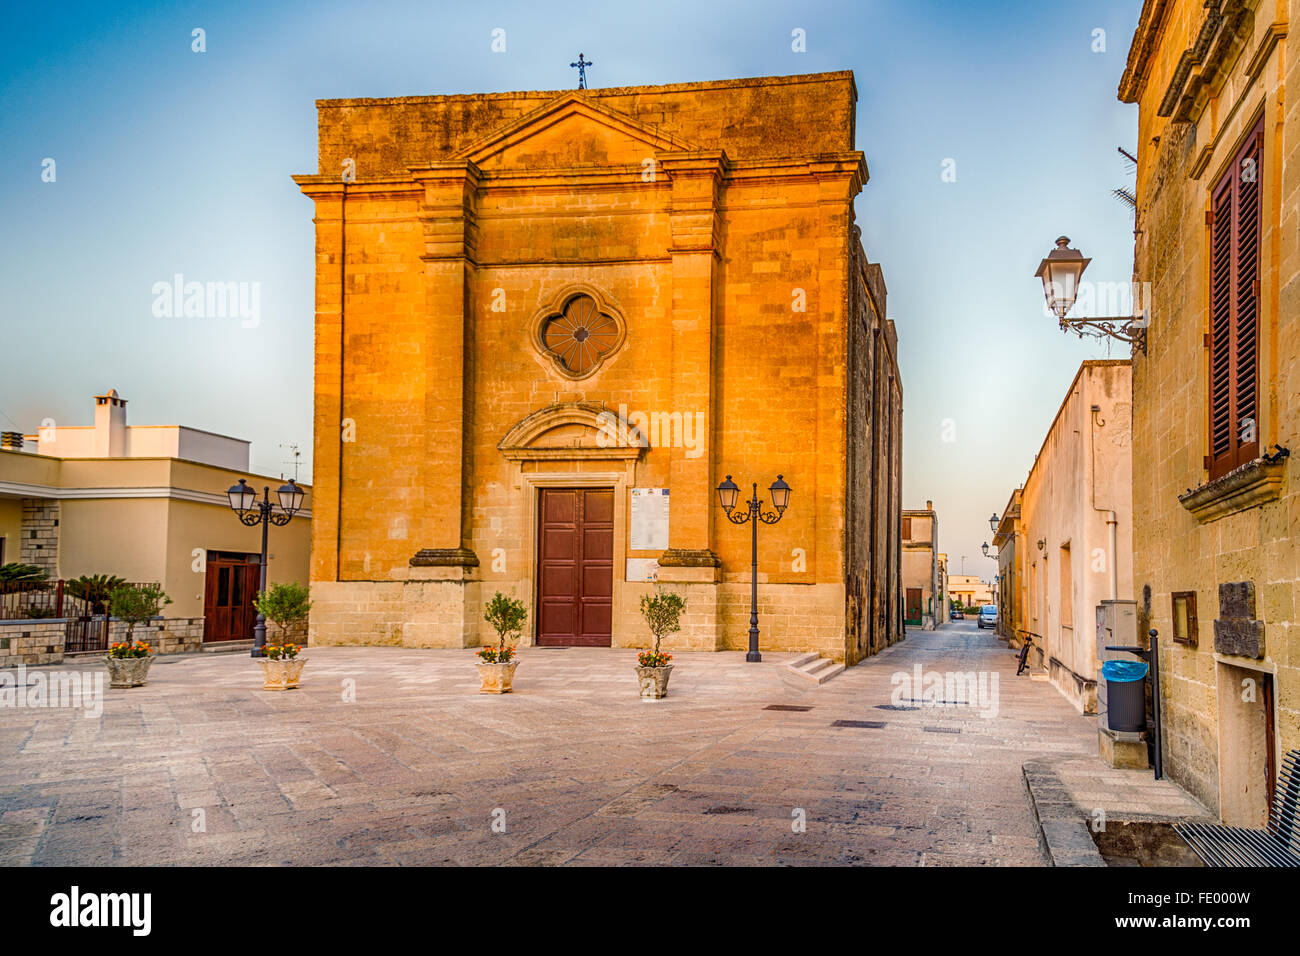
[977,604,998,629]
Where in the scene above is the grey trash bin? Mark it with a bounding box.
[1103,659,1148,733]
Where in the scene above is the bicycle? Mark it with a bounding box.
[1016,635,1034,676]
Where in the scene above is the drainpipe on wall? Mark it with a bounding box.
[1105,510,1118,601]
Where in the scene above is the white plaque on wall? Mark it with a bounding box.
[629,487,670,551]
[626,558,660,582]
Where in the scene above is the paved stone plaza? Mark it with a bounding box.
[0,622,1206,866]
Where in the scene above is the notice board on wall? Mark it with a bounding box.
[629,487,669,551]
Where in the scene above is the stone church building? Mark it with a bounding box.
[294,70,903,664]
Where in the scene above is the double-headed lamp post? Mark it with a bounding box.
[716,474,791,663]
[226,477,306,657]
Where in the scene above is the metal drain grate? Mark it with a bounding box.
[703,805,752,815]
[875,704,919,711]
[763,704,813,712]
[923,726,961,734]
[832,719,887,729]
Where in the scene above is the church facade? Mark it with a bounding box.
[294,70,903,664]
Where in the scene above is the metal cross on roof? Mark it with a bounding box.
[570,53,593,89]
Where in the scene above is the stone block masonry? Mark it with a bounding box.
[295,71,905,663]
[19,498,59,575]
[0,616,207,667]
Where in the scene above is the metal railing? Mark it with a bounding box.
[0,579,158,622]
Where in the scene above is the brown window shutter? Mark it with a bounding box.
[1208,172,1235,478]
[1234,122,1262,469]
[1207,116,1265,481]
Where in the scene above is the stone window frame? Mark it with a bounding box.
[528,283,627,382]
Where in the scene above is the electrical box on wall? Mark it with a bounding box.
[1096,599,1139,725]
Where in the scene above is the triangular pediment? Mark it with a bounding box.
[454,93,698,170]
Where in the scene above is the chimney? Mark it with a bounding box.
[926,499,933,511]
[93,389,127,457]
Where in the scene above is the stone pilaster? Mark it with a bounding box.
[399,565,481,648]
[657,151,727,648]
[413,161,481,559]
[20,498,59,576]
[658,151,726,570]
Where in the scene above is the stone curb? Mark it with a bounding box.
[1022,760,1106,867]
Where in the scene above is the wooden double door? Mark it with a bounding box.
[536,488,613,646]
[204,551,260,643]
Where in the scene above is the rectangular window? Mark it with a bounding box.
[902,516,912,541]
[1207,116,1264,480]
[1059,544,1072,628]
[1172,591,1199,646]
[1030,562,1038,624]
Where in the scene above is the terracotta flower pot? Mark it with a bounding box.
[105,655,154,689]
[260,657,307,691]
[477,659,519,694]
[635,664,673,700]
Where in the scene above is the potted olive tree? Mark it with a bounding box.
[254,582,312,690]
[636,590,685,700]
[105,583,171,688]
[479,592,526,694]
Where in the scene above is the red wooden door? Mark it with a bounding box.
[537,489,613,646]
[204,554,259,643]
[904,588,923,625]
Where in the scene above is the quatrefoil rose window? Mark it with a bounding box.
[531,287,626,380]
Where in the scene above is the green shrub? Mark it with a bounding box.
[639,590,686,656]
[65,574,127,614]
[109,583,172,642]
[254,582,312,637]
[481,592,527,662]
[0,563,50,592]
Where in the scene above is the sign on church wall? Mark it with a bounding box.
[629,487,669,551]
[626,558,660,582]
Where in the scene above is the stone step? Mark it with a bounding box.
[785,653,845,685]
[202,641,254,653]
[786,652,821,669]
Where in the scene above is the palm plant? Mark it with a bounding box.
[65,574,127,615]
[0,563,50,593]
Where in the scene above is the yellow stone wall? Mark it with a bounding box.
[297,72,904,663]
[1015,362,1133,715]
[1121,0,1299,822]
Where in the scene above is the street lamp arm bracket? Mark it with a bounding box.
[1058,317,1148,353]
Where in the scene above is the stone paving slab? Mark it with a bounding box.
[1023,755,1211,866]
[0,623,1158,866]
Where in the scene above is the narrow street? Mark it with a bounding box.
[0,621,1203,866]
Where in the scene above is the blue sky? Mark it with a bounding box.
[0,0,1140,579]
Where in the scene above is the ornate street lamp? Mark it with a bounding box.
[1035,237,1147,353]
[716,474,790,663]
[226,477,306,657]
[981,541,995,559]
[988,513,1000,533]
